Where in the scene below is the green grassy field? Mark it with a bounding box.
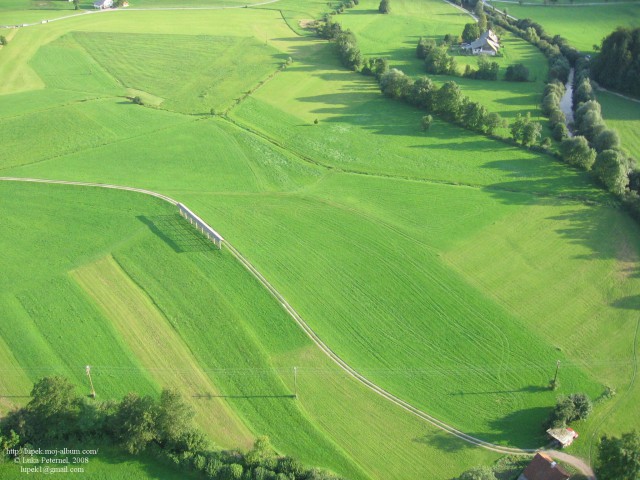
[337,0,549,121]
[1,0,640,476]
[491,1,640,53]
[0,181,500,479]
[597,91,640,162]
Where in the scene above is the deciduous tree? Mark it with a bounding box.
[597,431,640,480]
[560,136,596,170]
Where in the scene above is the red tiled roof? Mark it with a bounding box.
[521,453,571,480]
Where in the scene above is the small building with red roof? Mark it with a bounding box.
[518,453,571,480]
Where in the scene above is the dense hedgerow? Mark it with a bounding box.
[0,376,343,480]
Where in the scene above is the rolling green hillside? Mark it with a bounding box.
[1,0,639,476]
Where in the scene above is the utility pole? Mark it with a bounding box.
[293,367,298,399]
[86,365,96,399]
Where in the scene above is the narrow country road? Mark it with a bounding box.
[542,450,596,479]
[0,177,597,480]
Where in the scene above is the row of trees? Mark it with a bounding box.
[0,376,342,480]
[480,7,640,203]
[326,0,359,16]
[319,20,557,147]
[563,58,633,195]
[591,27,640,97]
[541,80,568,141]
[483,8,575,84]
[379,69,506,135]
[417,36,526,82]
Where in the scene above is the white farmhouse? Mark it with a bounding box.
[93,0,114,9]
[462,30,501,56]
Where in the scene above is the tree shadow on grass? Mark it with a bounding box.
[414,407,549,452]
[449,385,549,395]
[479,160,640,284]
[193,393,295,399]
[413,430,475,453]
[468,408,549,449]
[96,444,201,480]
[340,8,380,15]
[138,215,218,254]
[611,295,640,309]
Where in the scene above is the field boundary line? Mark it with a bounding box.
[223,115,608,206]
[0,176,598,476]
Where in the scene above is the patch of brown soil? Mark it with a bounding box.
[298,19,316,29]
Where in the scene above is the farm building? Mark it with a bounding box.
[517,453,570,480]
[546,427,579,448]
[462,30,500,55]
[93,0,113,9]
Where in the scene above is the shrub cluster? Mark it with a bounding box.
[597,431,640,479]
[326,0,359,16]
[546,393,593,429]
[0,376,342,480]
[464,55,499,81]
[378,0,390,14]
[504,64,529,82]
[510,112,543,147]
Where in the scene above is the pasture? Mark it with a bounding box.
[492,1,640,52]
[0,181,499,479]
[1,0,639,476]
[336,0,549,121]
[597,90,640,162]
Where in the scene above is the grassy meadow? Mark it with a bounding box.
[0,180,500,479]
[491,1,640,53]
[337,0,549,121]
[597,91,640,162]
[1,0,640,477]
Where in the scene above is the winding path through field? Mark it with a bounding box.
[0,176,597,478]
